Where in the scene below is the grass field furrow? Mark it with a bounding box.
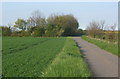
[3,37,66,77]
[3,39,50,55]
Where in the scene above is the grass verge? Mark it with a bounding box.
[82,36,119,57]
[42,38,91,77]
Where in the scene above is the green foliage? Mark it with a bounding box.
[0,36,1,77]
[3,12,80,37]
[11,31,31,37]
[47,14,79,36]
[75,29,85,36]
[19,31,31,37]
[3,37,66,77]
[31,27,45,37]
[14,19,27,30]
[45,24,56,37]
[0,27,2,36]
[4,13,79,37]
[62,27,75,36]
[1,26,11,36]
[82,36,119,57]
[60,15,78,36]
[11,31,19,36]
[42,38,91,77]
[45,24,64,37]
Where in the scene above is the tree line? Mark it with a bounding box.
[86,21,118,42]
[1,10,118,41]
[1,10,84,37]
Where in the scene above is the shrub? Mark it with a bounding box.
[1,26,11,36]
[19,31,31,37]
[31,27,45,37]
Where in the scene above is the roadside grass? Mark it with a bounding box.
[3,37,66,77]
[82,36,119,57]
[42,38,91,77]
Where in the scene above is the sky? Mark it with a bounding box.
[1,0,119,2]
[1,2,118,30]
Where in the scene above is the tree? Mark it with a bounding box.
[28,10,46,27]
[26,10,46,33]
[11,11,79,37]
[86,21,100,38]
[45,24,57,37]
[46,15,64,36]
[106,24,117,42]
[99,20,105,30]
[14,19,27,30]
[110,24,116,31]
[18,30,31,37]
[1,26,11,36]
[31,27,45,37]
[75,29,85,36]
[46,14,79,36]
[60,15,79,36]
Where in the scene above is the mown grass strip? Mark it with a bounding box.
[42,38,91,77]
[82,36,119,57]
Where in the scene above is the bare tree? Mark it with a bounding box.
[86,21,100,38]
[110,24,116,31]
[27,10,46,31]
[86,21,105,38]
[99,20,105,30]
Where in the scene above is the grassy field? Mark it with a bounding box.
[3,37,66,77]
[0,36,1,77]
[3,37,91,77]
[42,38,91,77]
[82,36,119,57]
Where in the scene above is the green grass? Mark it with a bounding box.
[3,37,91,77]
[3,37,66,77]
[82,36,119,57]
[0,36,1,77]
[42,38,91,77]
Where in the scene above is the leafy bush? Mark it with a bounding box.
[1,26,11,36]
[11,32,19,36]
[19,31,31,37]
[31,27,45,37]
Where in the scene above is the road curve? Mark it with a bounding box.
[73,37,118,77]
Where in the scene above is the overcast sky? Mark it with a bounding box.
[1,2,118,30]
